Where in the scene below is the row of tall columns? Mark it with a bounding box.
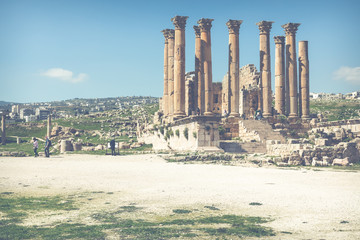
[256,22,309,119]
[161,18,309,121]
[227,20,242,117]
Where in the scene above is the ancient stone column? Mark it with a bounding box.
[47,114,52,139]
[194,25,203,114]
[161,29,170,116]
[274,36,286,115]
[167,29,175,117]
[226,20,242,117]
[299,41,310,119]
[256,21,273,118]
[1,114,5,145]
[171,16,188,119]
[198,18,214,116]
[282,23,300,118]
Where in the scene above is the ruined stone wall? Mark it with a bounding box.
[185,77,194,116]
[239,64,260,89]
[212,82,222,115]
[239,89,258,119]
[267,141,359,165]
[221,74,229,116]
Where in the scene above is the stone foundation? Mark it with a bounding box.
[140,116,222,152]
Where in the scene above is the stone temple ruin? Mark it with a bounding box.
[139,16,360,165]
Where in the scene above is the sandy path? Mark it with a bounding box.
[0,154,359,239]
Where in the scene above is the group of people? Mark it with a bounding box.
[32,136,51,157]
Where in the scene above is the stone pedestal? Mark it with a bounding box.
[256,21,273,118]
[274,36,285,115]
[226,20,242,117]
[167,29,175,117]
[161,29,170,116]
[282,23,300,118]
[47,114,52,138]
[194,25,202,114]
[299,41,310,119]
[1,114,5,145]
[198,18,214,116]
[171,16,188,119]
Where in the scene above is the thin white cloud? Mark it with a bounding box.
[42,68,88,83]
[333,66,360,85]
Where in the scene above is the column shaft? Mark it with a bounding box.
[171,16,188,118]
[257,21,273,117]
[274,36,285,115]
[198,18,214,116]
[1,115,5,145]
[167,30,175,117]
[282,23,300,118]
[227,20,242,117]
[194,26,202,114]
[161,30,169,116]
[299,41,310,119]
[47,114,52,139]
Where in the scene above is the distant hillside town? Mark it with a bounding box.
[0,96,158,123]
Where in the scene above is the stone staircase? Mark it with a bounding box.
[219,141,267,154]
[239,119,285,144]
[219,119,285,154]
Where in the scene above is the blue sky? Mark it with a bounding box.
[1,0,359,103]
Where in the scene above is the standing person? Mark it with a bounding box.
[110,139,116,156]
[33,138,39,157]
[44,136,51,157]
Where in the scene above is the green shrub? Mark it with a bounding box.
[193,132,197,139]
[183,127,189,140]
[175,129,180,137]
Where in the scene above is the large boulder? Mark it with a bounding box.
[60,140,73,153]
[332,157,349,166]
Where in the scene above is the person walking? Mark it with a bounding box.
[33,138,39,157]
[44,136,51,157]
[110,139,116,156]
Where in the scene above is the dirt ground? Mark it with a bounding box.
[0,154,359,239]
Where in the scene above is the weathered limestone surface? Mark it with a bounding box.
[47,114,51,138]
[299,41,310,119]
[212,82,222,115]
[256,21,273,117]
[239,64,260,118]
[167,29,175,117]
[194,25,202,113]
[1,114,5,145]
[161,29,170,116]
[274,36,285,115]
[171,16,188,119]
[282,23,300,118]
[198,18,214,116]
[139,116,221,151]
[227,20,242,117]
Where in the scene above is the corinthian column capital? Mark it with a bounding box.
[256,21,274,35]
[171,16,189,30]
[197,18,214,32]
[193,25,201,37]
[281,23,301,35]
[226,19,243,34]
